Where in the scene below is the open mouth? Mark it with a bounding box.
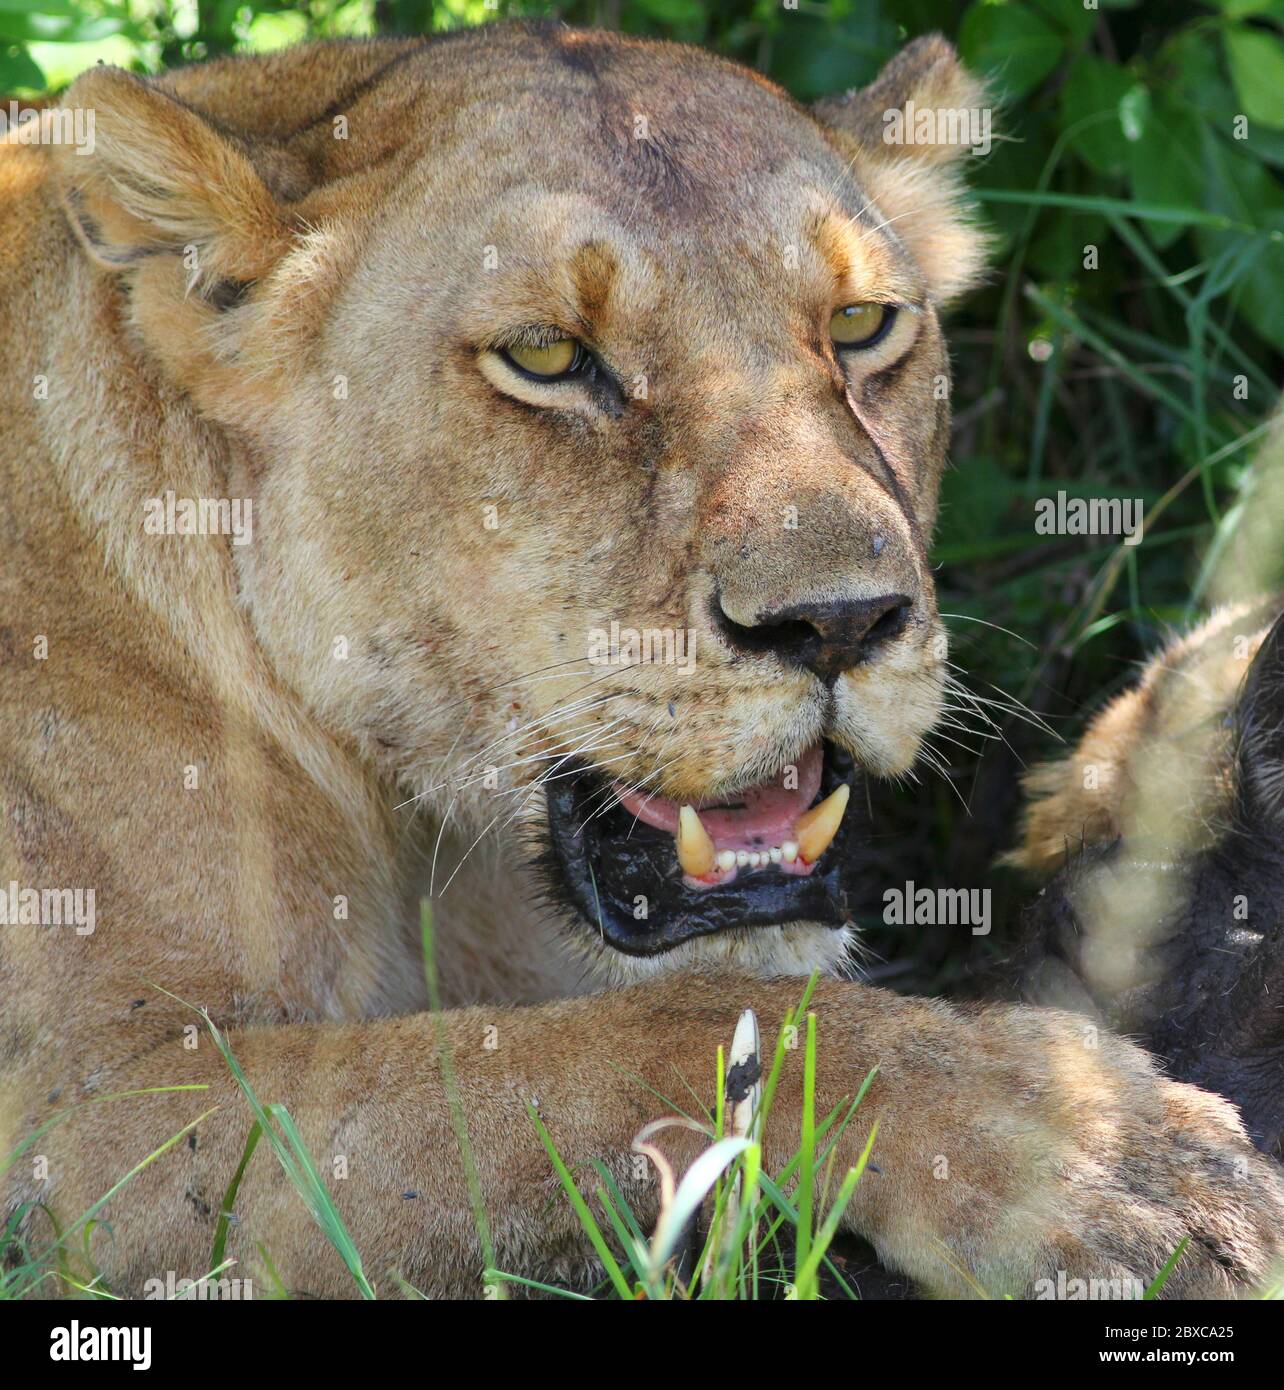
[542,742,862,955]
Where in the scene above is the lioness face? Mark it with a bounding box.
[59,25,988,978]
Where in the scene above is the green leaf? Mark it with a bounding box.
[242,9,309,52]
[1167,26,1238,124]
[1216,0,1284,19]
[959,1,1064,100]
[968,106,1057,252]
[769,9,898,104]
[883,0,962,33]
[1029,0,1098,43]
[1194,122,1284,350]
[937,453,1023,552]
[633,0,707,34]
[0,13,122,43]
[1128,98,1206,249]
[0,0,79,14]
[0,43,42,90]
[1059,54,1137,175]
[1225,24,1284,129]
[1029,207,1106,279]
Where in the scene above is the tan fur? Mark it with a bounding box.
[2,24,1281,1299]
[1011,603,1273,877]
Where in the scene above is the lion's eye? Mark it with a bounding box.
[830,303,895,350]
[503,338,582,379]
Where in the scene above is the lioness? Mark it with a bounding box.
[2,21,1281,1299]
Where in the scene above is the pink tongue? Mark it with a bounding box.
[613,745,824,851]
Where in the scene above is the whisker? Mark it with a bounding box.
[405,684,628,806]
[579,748,686,837]
[939,612,1037,649]
[425,717,630,800]
[943,667,1056,743]
[916,738,971,812]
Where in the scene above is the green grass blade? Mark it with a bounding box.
[254,1242,289,1300]
[527,1101,633,1299]
[595,1184,645,1285]
[196,1009,375,1298]
[210,1119,261,1272]
[421,900,500,1294]
[978,188,1281,237]
[483,1269,596,1300]
[794,1120,879,1293]
[1,1085,210,1180]
[589,1158,646,1247]
[794,1011,817,1298]
[33,1108,218,1268]
[1144,1236,1189,1299]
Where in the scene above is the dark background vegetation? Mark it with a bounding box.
[6,0,1282,989]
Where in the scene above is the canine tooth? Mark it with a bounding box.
[769,847,782,864]
[781,840,798,864]
[716,850,737,873]
[677,805,716,878]
[794,784,850,864]
[736,850,750,868]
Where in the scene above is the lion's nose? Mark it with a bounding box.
[714,592,913,683]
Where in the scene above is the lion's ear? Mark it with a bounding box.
[812,35,992,303]
[812,34,989,165]
[53,66,292,288]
